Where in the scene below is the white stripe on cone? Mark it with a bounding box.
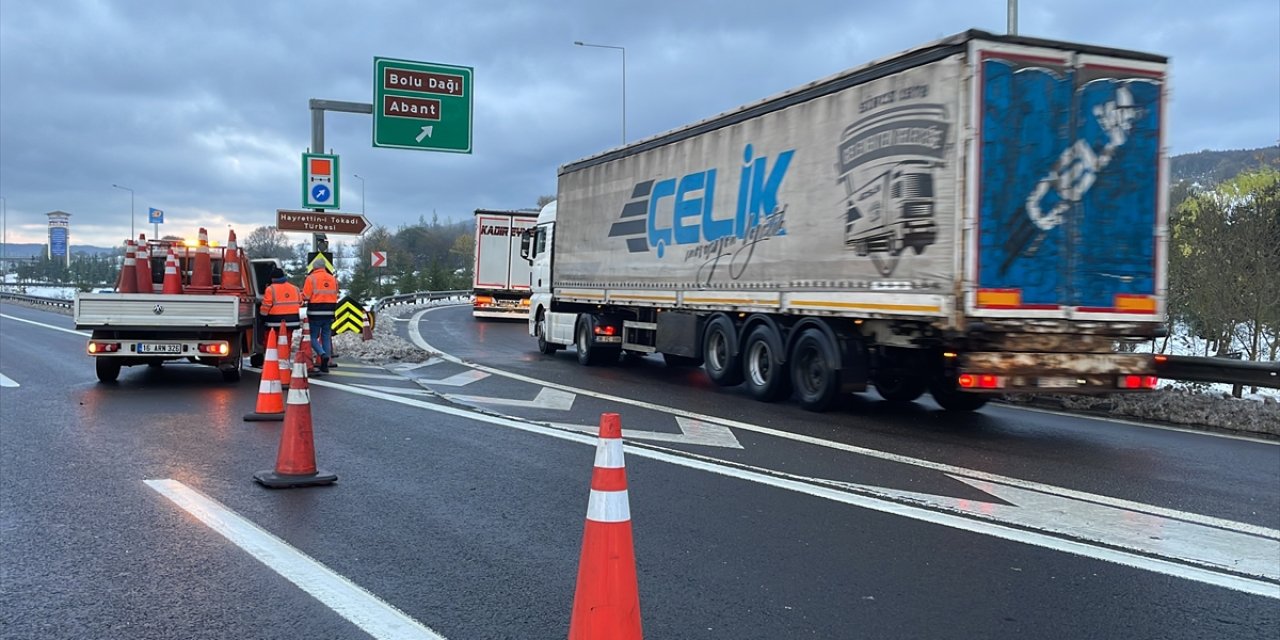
[586,489,631,523]
[594,439,625,468]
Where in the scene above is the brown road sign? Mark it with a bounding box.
[276,210,370,236]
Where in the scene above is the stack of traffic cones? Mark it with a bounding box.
[568,412,643,640]
[219,228,244,293]
[243,327,285,421]
[118,239,138,294]
[277,320,292,388]
[189,227,214,291]
[134,234,153,293]
[254,339,337,488]
[162,249,184,294]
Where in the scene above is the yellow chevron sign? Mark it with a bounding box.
[332,296,366,335]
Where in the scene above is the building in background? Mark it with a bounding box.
[47,211,71,267]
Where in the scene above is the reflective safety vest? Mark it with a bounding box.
[303,269,340,317]
[260,281,302,328]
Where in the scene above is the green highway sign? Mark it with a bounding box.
[373,57,473,153]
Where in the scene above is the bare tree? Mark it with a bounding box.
[241,226,292,261]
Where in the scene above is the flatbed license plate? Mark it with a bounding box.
[139,343,181,354]
[1038,376,1076,388]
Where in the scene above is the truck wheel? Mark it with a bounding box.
[742,325,791,402]
[874,373,928,403]
[790,328,841,412]
[702,316,743,386]
[95,358,121,383]
[249,352,265,368]
[536,315,560,354]
[928,377,990,411]
[575,319,616,366]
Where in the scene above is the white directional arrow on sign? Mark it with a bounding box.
[841,474,1280,582]
[416,125,434,142]
[553,417,743,449]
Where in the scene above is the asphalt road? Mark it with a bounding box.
[2,301,1277,639]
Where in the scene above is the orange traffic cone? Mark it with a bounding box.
[189,227,214,291]
[162,249,184,294]
[277,320,292,388]
[254,339,337,488]
[118,239,138,294]
[243,327,286,421]
[220,229,245,293]
[134,234,154,293]
[300,320,319,376]
[568,413,642,640]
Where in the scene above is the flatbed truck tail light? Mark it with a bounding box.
[87,341,121,354]
[475,295,494,306]
[594,325,617,337]
[519,298,530,307]
[958,374,1004,389]
[1118,375,1159,389]
[197,342,230,356]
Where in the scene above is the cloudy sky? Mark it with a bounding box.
[1,0,1277,248]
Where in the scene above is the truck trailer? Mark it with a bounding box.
[472,209,537,319]
[523,29,1168,412]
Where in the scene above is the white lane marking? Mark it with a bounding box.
[388,358,445,373]
[412,370,490,387]
[319,370,406,381]
[145,479,447,640]
[552,417,743,449]
[0,313,90,337]
[447,387,576,411]
[0,373,19,387]
[405,307,1280,539]
[352,384,437,397]
[294,377,1280,600]
[843,476,1280,581]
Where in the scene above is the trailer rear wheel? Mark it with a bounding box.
[790,328,841,412]
[95,358,121,383]
[742,325,791,402]
[928,377,989,411]
[702,316,743,386]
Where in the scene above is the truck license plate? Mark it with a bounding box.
[139,343,181,354]
[1038,376,1077,388]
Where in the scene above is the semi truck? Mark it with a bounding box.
[472,209,537,319]
[74,229,279,383]
[523,29,1168,412]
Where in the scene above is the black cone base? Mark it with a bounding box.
[243,412,285,422]
[253,469,337,489]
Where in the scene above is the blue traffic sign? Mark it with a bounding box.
[311,184,331,203]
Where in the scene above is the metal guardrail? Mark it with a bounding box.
[1154,354,1280,389]
[6,289,1278,390]
[370,290,470,313]
[0,290,75,309]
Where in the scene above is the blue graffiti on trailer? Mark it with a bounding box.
[978,57,1161,308]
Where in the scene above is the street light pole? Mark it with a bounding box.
[1,196,7,277]
[574,40,626,145]
[1008,0,1018,35]
[353,173,366,215]
[111,184,135,238]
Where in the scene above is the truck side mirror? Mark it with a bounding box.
[519,228,534,262]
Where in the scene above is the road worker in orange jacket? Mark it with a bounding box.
[260,266,302,349]
[303,261,340,373]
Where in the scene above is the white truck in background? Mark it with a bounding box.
[472,209,537,319]
[523,29,1168,412]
